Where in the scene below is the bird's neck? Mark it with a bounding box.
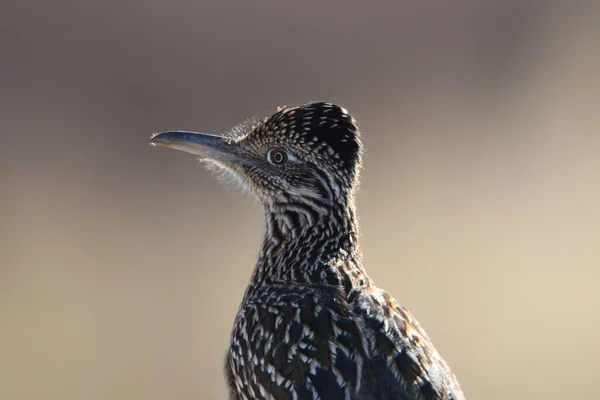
[244,198,372,300]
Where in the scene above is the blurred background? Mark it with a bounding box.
[1,1,599,399]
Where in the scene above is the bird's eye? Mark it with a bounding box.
[267,148,287,165]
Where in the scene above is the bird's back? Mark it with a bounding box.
[226,283,464,399]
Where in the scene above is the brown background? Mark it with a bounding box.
[1,1,599,399]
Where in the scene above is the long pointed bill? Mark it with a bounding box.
[150,131,238,163]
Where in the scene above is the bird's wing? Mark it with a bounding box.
[227,285,464,400]
[350,286,465,399]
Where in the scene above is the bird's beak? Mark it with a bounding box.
[150,131,239,164]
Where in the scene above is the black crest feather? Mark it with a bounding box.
[258,102,362,171]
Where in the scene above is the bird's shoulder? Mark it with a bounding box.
[349,286,464,399]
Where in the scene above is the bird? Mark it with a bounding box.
[150,102,465,399]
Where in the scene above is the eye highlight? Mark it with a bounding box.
[267,148,287,165]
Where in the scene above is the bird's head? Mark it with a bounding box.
[150,102,362,209]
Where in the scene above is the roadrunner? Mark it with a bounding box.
[150,102,464,399]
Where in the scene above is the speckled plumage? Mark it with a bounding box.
[151,102,465,400]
